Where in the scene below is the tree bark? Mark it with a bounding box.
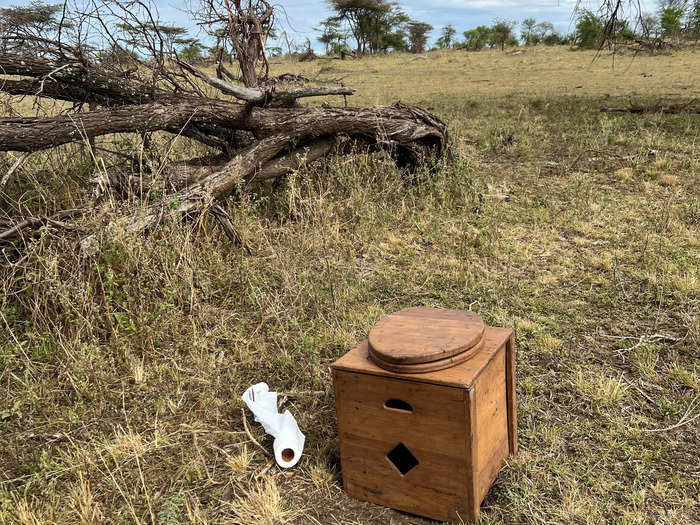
[0,53,158,106]
[0,100,246,152]
[125,134,293,233]
[0,101,447,159]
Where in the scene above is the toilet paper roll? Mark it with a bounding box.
[272,411,305,468]
[242,383,306,469]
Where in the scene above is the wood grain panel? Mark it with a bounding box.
[332,326,513,389]
[474,346,509,504]
[333,371,468,456]
[341,434,468,522]
[368,307,484,364]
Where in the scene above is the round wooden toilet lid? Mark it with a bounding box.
[368,307,485,366]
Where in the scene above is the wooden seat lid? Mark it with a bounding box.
[368,307,485,365]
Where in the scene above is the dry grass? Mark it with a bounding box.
[277,46,700,103]
[1,46,699,524]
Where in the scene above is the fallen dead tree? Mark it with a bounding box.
[0,0,448,247]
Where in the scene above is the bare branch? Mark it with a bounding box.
[176,59,266,102]
[273,86,355,104]
[0,209,87,243]
[0,100,247,152]
[249,138,336,182]
[176,59,355,105]
[0,153,30,190]
[125,134,292,233]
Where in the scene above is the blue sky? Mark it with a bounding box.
[1,0,657,49]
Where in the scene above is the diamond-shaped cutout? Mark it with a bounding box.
[386,442,419,475]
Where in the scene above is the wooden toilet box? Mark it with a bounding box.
[331,307,517,523]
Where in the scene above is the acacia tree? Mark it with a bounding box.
[0,1,63,53]
[158,24,188,55]
[536,21,554,40]
[326,0,413,54]
[177,38,205,60]
[575,9,604,47]
[521,18,538,44]
[463,25,492,50]
[371,4,411,52]
[490,19,517,50]
[408,21,432,53]
[326,0,380,54]
[316,16,343,54]
[660,4,685,38]
[436,24,456,48]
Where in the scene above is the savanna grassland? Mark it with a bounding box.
[1,46,699,524]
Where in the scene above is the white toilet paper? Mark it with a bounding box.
[241,382,306,468]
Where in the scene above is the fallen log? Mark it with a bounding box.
[0,99,246,152]
[103,139,336,196]
[0,101,447,158]
[0,53,161,106]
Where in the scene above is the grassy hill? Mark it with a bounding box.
[1,46,699,524]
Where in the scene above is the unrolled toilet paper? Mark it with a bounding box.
[241,382,305,468]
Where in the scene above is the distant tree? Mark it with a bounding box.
[0,1,61,35]
[542,32,565,45]
[463,25,492,50]
[0,1,63,53]
[436,24,456,48]
[660,5,685,38]
[490,19,517,50]
[116,22,189,57]
[535,21,554,39]
[327,0,380,54]
[158,25,189,55]
[382,27,410,52]
[327,0,411,54]
[375,5,411,52]
[521,18,539,45]
[330,38,352,55]
[575,9,604,48]
[407,21,432,53]
[591,0,695,48]
[640,13,662,38]
[316,16,343,54]
[176,38,205,60]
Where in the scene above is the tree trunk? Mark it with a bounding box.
[0,100,246,152]
[0,101,447,159]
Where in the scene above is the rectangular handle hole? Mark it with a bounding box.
[384,399,413,413]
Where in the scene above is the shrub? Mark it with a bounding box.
[462,25,492,50]
[575,10,604,49]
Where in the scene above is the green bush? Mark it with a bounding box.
[575,10,604,49]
